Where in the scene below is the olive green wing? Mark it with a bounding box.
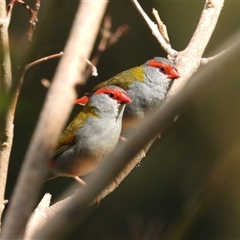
[92,66,144,91]
[52,111,88,158]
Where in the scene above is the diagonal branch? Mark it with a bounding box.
[0,1,108,239]
[131,0,177,57]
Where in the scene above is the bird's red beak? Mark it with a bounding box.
[168,67,180,79]
[118,92,132,104]
[74,96,90,106]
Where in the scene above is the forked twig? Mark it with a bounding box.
[6,0,41,41]
[9,52,64,132]
[131,0,177,57]
[152,8,170,44]
[83,15,129,82]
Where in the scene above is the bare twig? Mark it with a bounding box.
[9,52,64,127]
[25,52,64,70]
[152,8,170,44]
[27,0,40,41]
[201,46,232,65]
[83,15,128,81]
[40,78,51,88]
[85,59,98,77]
[0,1,108,239]
[131,0,177,57]
[6,0,41,40]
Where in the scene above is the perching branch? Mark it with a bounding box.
[24,136,157,239]
[0,1,108,239]
[132,0,224,99]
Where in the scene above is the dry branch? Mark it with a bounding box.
[6,0,41,41]
[0,0,12,231]
[131,0,177,57]
[0,1,108,239]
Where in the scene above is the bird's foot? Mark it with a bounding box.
[72,175,86,186]
[120,136,128,142]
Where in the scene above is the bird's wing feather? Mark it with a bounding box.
[92,66,144,91]
[52,111,88,158]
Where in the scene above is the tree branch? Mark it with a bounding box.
[0,0,12,90]
[131,0,177,57]
[0,1,108,239]
[0,0,12,232]
[6,0,41,41]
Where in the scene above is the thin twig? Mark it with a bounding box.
[152,8,170,44]
[131,0,177,58]
[26,52,64,70]
[27,0,41,41]
[10,52,64,122]
[83,15,128,82]
[6,0,41,40]
[85,59,98,77]
[201,46,232,65]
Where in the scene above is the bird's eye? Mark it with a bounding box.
[107,93,115,98]
[159,67,166,73]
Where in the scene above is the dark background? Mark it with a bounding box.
[2,0,240,238]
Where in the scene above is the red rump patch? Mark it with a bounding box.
[74,95,91,106]
[48,159,56,168]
